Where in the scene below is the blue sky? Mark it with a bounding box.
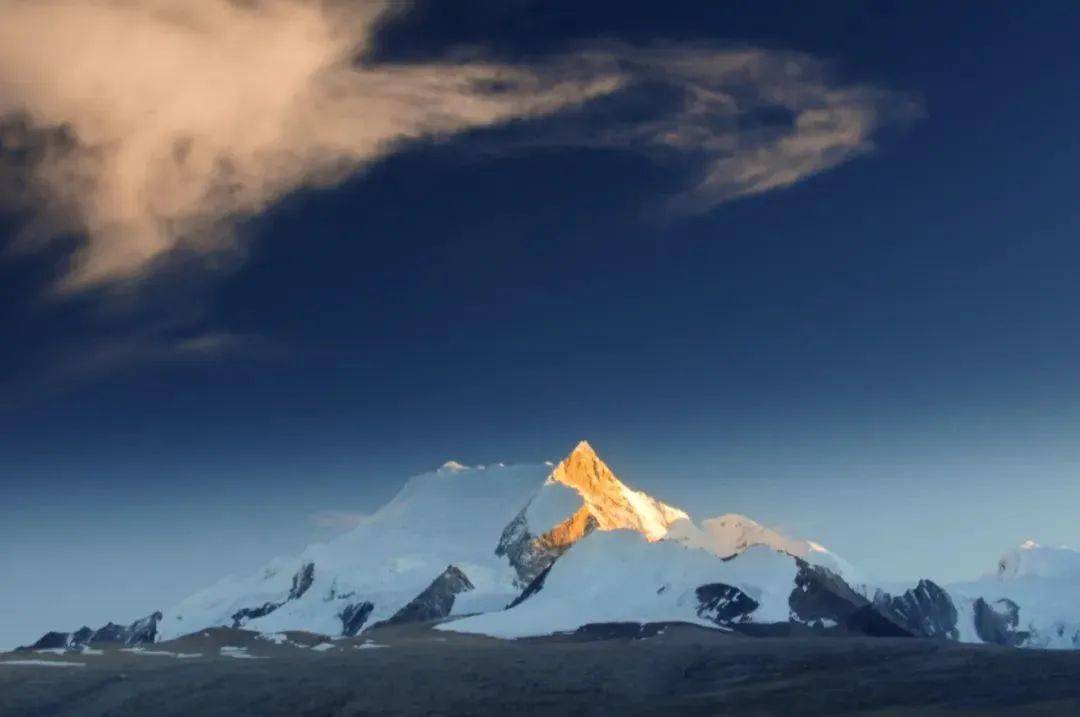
[3,1,1080,649]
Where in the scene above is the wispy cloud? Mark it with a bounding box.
[0,1,917,294]
[0,0,620,292]
[460,43,919,214]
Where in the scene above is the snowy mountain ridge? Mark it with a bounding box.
[154,440,868,642]
[993,540,1080,581]
[19,441,1080,652]
[942,541,1080,649]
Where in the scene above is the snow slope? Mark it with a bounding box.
[948,541,1080,649]
[440,532,799,639]
[159,462,551,640]
[667,513,860,583]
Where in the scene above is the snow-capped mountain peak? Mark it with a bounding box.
[665,512,859,582]
[994,540,1080,581]
[546,440,688,541]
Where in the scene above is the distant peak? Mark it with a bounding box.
[996,540,1080,580]
[439,460,468,472]
[571,440,597,458]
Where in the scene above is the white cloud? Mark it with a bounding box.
[0,0,621,291]
[0,1,915,293]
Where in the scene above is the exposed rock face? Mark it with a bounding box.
[507,563,554,609]
[123,611,163,644]
[230,602,281,628]
[695,583,759,626]
[231,562,315,628]
[71,626,94,645]
[974,597,1030,646]
[289,563,315,600]
[495,509,550,587]
[873,580,958,639]
[27,631,73,650]
[789,560,912,637]
[20,612,162,651]
[85,611,163,644]
[339,601,375,636]
[382,565,474,626]
[497,505,598,587]
[789,560,865,629]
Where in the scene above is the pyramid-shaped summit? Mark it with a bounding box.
[547,440,688,541]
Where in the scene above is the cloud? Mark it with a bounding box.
[0,1,916,293]
[455,43,918,213]
[600,45,917,213]
[309,510,370,531]
[0,0,621,291]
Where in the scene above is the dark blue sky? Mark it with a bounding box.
[3,1,1080,648]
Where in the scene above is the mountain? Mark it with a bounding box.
[157,441,701,641]
[150,440,919,642]
[667,512,860,583]
[945,541,1080,648]
[18,441,1080,651]
[18,612,161,652]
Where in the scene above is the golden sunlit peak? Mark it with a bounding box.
[571,440,597,458]
[548,439,686,543]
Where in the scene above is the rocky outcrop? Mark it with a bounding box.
[339,601,375,636]
[873,580,958,639]
[495,509,549,586]
[381,565,474,626]
[231,562,315,628]
[26,631,74,650]
[497,505,598,587]
[695,583,759,626]
[230,601,281,628]
[974,597,1029,646]
[71,626,94,645]
[20,611,162,651]
[789,560,913,637]
[289,562,315,600]
[120,611,162,644]
[507,563,554,609]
